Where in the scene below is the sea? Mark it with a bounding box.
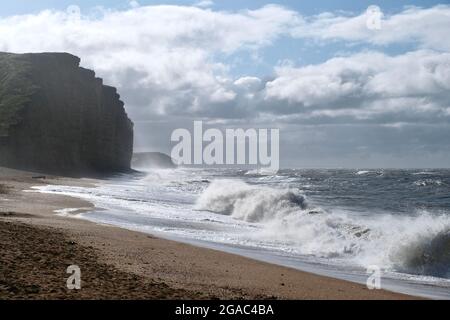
[34,167,450,299]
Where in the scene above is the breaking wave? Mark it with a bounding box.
[195,179,308,222]
[392,230,450,278]
[196,180,450,278]
[355,170,384,176]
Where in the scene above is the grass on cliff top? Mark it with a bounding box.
[0,54,38,137]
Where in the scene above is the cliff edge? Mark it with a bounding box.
[0,52,133,175]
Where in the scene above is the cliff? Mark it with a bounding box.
[0,52,133,175]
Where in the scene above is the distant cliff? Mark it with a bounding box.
[132,152,176,169]
[0,52,133,175]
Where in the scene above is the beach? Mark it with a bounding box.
[0,167,417,300]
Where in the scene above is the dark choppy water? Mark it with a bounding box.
[272,169,450,214]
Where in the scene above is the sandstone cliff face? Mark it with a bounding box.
[0,52,133,175]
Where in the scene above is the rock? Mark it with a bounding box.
[0,52,133,175]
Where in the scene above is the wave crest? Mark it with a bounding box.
[195,180,307,222]
[414,179,444,187]
[392,230,450,278]
[196,180,450,278]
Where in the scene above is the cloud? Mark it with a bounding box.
[1,4,448,124]
[129,1,140,9]
[0,4,299,119]
[0,4,299,54]
[234,76,263,91]
[291,5,450,51]
[194,0,214,8]
[263,50,450,125]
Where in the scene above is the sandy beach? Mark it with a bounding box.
[0,167,418,300]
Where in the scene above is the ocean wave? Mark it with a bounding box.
[412,171,437,175]
[196,180,450,278]
[355,170,383,176]
[392,230,450,278]
[414,179,444,187]
[264,210,450,278]
[244,169,277,176]
[195,179,308,222]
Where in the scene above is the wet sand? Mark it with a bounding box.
[0,167,418,300]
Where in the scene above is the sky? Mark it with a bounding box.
[1,0,450,168]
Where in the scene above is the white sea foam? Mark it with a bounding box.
[414,179,443,187]
[244,168,276,176]
[413,171,436,175]
[195,179,307,222]
[54,208,87,217]
[196,179,450,278]
[355,170,383,175]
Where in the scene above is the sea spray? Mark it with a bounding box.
[195,179,307,222]
[196,179,450,278]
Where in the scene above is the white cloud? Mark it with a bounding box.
[0,4,298,118]
[264,50,450,124]
[291,5,450,51]
[194,0,214,8]
[234,76,262,91]
[129,1,140,9]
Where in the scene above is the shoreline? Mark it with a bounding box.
[0,167,418,300]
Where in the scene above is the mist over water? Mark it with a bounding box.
[34,168,450,298]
